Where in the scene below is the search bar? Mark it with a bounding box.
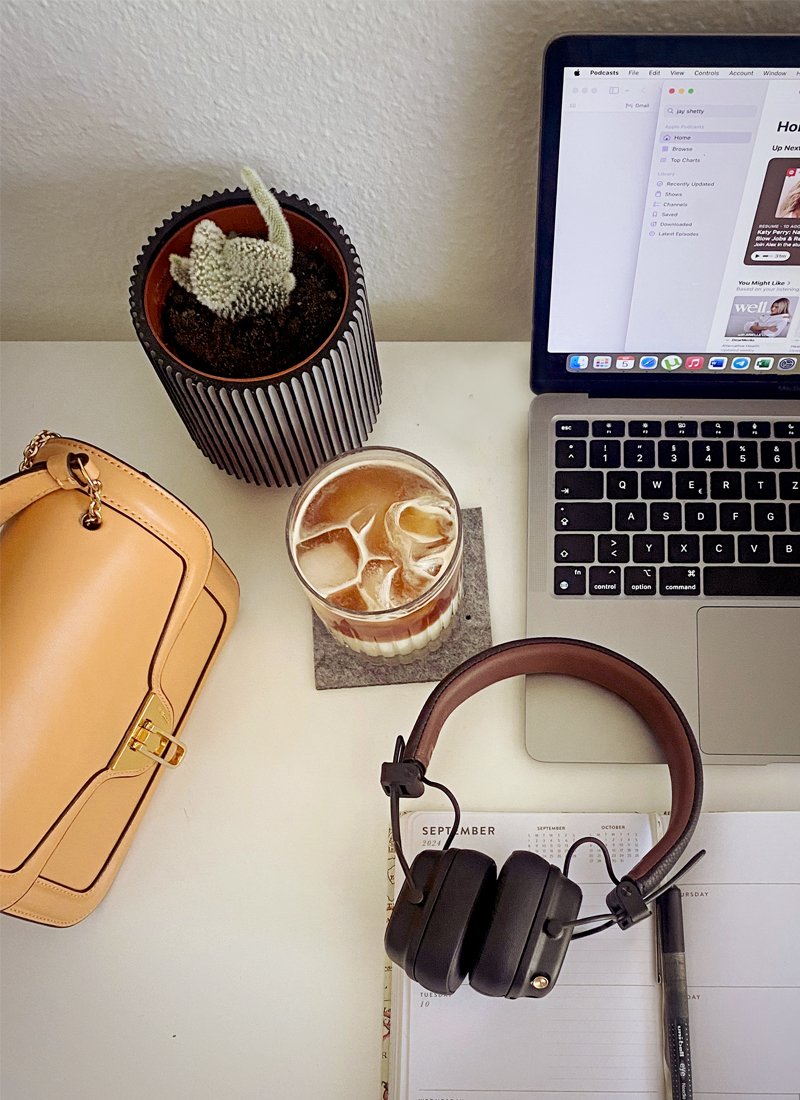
[664,105,758,117]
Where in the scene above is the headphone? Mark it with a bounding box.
[381,638,704,999]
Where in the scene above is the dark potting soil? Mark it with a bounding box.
[161,248,345,379]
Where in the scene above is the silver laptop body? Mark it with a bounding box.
[526,37,800,765]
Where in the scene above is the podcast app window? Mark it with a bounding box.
[744,159,800,266]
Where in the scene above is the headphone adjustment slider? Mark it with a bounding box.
[606,880,650,930]
[380,760,425,799]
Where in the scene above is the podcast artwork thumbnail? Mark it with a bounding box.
[725,294,797,339]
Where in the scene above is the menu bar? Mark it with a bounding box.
[569,68,800,80]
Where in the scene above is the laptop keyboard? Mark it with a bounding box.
[552,417,800,597]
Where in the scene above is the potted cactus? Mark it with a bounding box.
[130,169,381,487]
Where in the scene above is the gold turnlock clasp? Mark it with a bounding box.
[111,694,185,772]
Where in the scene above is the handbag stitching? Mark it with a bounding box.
[1,473,62,514]
[5,903,87,926]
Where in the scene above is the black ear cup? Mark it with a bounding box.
[471,851,583,998]
[469,850,551,996]
[385,847,496,995]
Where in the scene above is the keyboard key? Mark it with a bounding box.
[774,536,800,563]
[761,440,794,468]
[720,503,751,531]
[624,440,655,468]
[624,566,658,595]
[692,440,724,468]
[555,440,586,468]
[633,534,664,563]
[790,503,800,531]
[660,567,701,595]
[554,534,594,562]
[685,502,717,531]
[737,421,771,438]
[703,535,735,563]
[592,420,625,437]
[554,566,586,594]
[615,502,647,531]
[701,420,734,438]
[628,420,662,437]
[774,421,800,438]
[556,420,589,437]
[754,503,786,531]
[711,471,742,499]
[590,440,621,468]
[641,471,673,499]
[738,535,770,563]
[555,471,603,499]
[658,440,690,467]
[704,567,800,597]
[779,472,800,500]
[668,535,700,563]
[665,420,697,437]
[745,472,776,500]
[555,502,612,531]
[589,566,621,594]
[598,534,629,563]
[607,471,638,499]
[650,502,682,531]
[676,472,707,499]
[726,440,758,468]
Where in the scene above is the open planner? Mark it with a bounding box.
[383,811,800,1100]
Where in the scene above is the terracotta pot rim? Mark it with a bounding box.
[132,189,357,386]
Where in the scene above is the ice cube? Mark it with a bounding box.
[398,502,451,543]
[387,495,455,553]
[329,584,369,612]
[348,507,376,535]
[391,566,432,606]
[296,528,360,594]
[358,558,397,611]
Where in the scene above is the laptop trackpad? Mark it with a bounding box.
[697,607,800,757]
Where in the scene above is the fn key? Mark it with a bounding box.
[554,567,586,594]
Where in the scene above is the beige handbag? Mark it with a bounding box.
[0,432,239,926]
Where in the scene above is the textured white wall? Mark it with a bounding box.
[1,0,796,342]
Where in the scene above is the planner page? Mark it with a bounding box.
[388,811,662,1100]
[665,811,800,1099]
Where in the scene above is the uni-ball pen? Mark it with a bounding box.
[657,885,693,1100]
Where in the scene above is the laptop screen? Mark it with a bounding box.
[532,36,800,397]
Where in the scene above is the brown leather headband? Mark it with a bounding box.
[403,638,703,896]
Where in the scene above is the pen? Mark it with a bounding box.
[657,886,693,1100]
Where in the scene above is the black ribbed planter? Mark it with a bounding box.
[130,188,381,486]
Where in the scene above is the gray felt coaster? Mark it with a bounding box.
[312,507,493,689]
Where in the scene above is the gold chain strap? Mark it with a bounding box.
[19,429,61,471]
[72,456,103,530]
[19,429,103,530]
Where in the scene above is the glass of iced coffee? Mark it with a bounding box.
[286,447,463,660]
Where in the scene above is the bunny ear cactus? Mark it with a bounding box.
[169,168,296,319]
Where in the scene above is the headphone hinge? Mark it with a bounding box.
[606,879,651,929]
[381,760,425,798]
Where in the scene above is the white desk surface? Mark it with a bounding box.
[2,341,798,1100]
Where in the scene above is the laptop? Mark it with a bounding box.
[526,35,800,765]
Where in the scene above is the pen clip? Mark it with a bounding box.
[655,902,663,985]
